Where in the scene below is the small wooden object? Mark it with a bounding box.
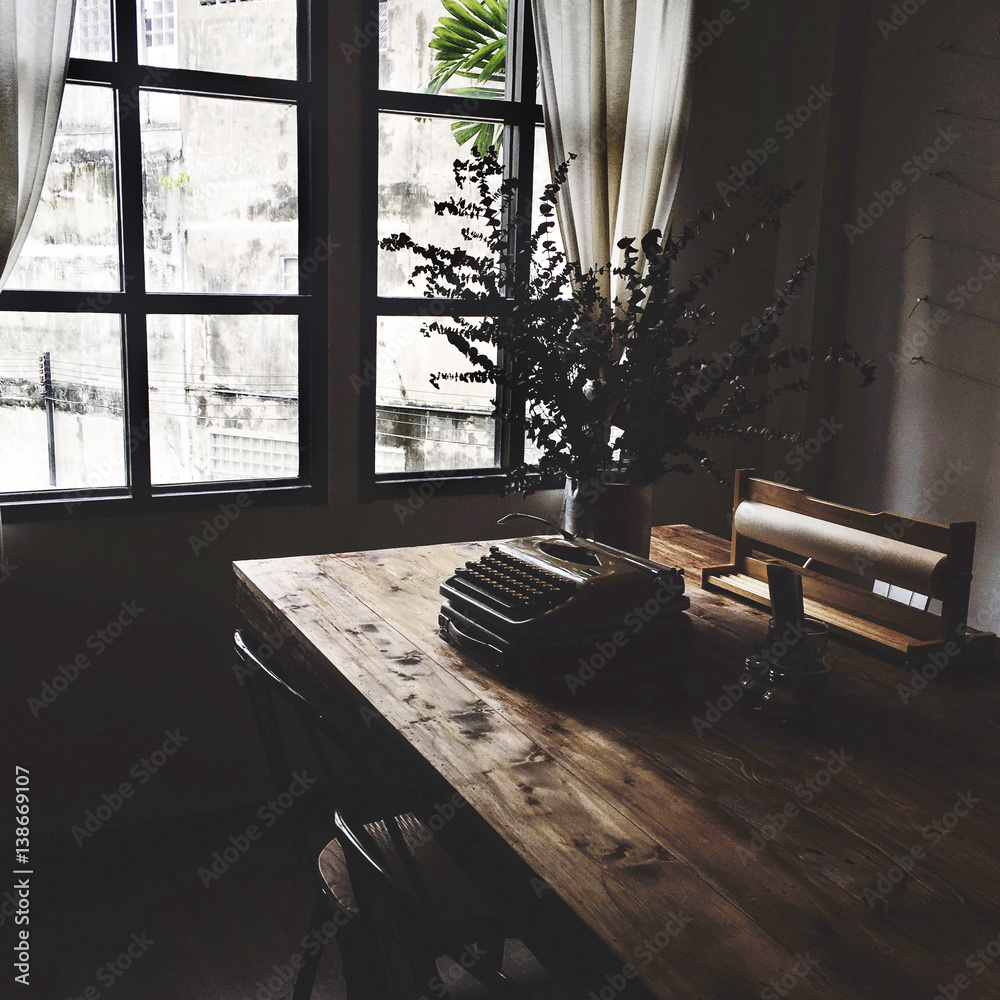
[702,470,996,669]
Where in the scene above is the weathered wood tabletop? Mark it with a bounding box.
[235,525,1000,1000]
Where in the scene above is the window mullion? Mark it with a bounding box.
[500,0,539,473]
[115,1,152,499]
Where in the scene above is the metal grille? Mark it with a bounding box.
[76,0,112,57]
[144,0,176,48]
[209,431,298,480]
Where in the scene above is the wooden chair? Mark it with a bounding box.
[234,630,535,999]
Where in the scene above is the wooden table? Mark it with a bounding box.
[235,526,1000,999]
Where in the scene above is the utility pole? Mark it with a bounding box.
[39,352,56,487]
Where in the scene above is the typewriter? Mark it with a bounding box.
[439,516,691,689]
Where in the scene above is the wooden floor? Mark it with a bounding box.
[33,799,564,999]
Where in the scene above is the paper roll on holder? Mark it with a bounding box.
[703,470,996,669]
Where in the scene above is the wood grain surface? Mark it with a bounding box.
[235,526,1000,1000]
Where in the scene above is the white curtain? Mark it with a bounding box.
[532,0,693,302]
[0,0,77,290]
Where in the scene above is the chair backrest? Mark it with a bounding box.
[235,628,440,907]
[235,629,351,790]
[334,808,528,1000]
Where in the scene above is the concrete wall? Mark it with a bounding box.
[0,0,847,841]
[828,0,1000,633]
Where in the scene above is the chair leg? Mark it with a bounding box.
[292,894,329,1000]
[336,910,398,1000]
[453,935,528,1000]
[477,932,506,973]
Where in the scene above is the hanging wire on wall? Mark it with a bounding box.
[902,232,1000,257]
[911,356,1000,390]
[936,106,1000,127]
[906,295,1000,326]
[930,170,1000,202]
[917,41,1000,61]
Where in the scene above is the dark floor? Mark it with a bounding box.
[31,797,565,999]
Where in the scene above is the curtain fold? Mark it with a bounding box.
[532,0,693,302]
[0,0,77,290]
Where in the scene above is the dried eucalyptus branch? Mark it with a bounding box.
[379,151,876,493]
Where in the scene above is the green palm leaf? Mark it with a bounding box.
[423,0,508,151]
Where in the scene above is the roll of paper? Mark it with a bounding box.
[734,501,947,596]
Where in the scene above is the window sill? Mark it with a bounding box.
[0,482,325,523]
[364,470,561,502]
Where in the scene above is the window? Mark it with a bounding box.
[0,0,327,518]
[363,0,543,494]
[71,0,113,60]
[142,0,175,49]
[279,255,299,295]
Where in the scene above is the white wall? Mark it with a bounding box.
[829,0,1000,633]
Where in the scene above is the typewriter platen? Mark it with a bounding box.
[439,532,691,688]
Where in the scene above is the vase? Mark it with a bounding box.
[563,478,654,558]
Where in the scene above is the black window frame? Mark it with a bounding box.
[0,0,328,522]
[360,0,543,501]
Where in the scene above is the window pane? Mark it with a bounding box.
[0,313,125,493]
[376,315,497,473]
[378,113,503,297]
[5,86,120,292]
[147,314,299,485]
[141,94,298,294]
[71,0,113,60]
[139,0,297,80]
[379,0,508,99]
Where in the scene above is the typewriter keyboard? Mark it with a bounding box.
[452,546,578,612]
